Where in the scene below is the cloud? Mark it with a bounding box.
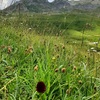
[0,0,20,10]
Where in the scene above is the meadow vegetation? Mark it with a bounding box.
[0,12,100,100]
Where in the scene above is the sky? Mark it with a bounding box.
[0,0,19,10]
[48,0,55,3]
[47,0,80,2]
[68,0,80,1]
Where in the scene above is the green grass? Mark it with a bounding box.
[0,12,100,100]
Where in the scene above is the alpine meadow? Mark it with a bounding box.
[0,0,100,100]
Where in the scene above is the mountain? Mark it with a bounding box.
[1,0,100,13]
[19,0,71,12]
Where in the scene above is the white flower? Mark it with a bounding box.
[90,47,94,50]
[20,23,23,25]
[93,50,97,52]
[93,42,98,44]
[28,28,32,31]
[87,49,90,52]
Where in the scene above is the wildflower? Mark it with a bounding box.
[28,28,32,31]
[36,81,46,93]
[93,50,97,52]
[91,47,94,50]
[61,68,66,73]
[34,65,38,71]
[94,86,97,91]
[76,73,81,78]
[54,44,57,47]
[73,51,76,55]
[8,46,12,54]
[93,42,98,45]
[97,52,100,55]
[73,66,77,71]
[25,46,33,54]
[0,45,6,49]
[52,57,56,60]
[87,49,90,52]
[62,45,65,49]
[28,46,33,53]
[94,85,97,93]
[56,33,59,36]
[78,73,81,76]
[66,88,72,95]
[56,54,60,58]
[20,23,23,25]
[78,80,82,84]
[55,68,59,72]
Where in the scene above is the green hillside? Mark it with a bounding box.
[0,12,100,100]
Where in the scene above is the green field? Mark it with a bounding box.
[0,12,100,100]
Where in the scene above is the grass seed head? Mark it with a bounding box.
[34,65,38,71]
[25,46,33,54]
[1,45,6,49]
[78,80,82,84]
[62,45,65,49]
[55,68,59,72]
[66,88,72,95]
[7,46,12,54]
[73,66,77,71]
[61,68,66,73]
[56,54,60,58]
[28,47,33,53]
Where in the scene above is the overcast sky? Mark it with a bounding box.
[48,0,55,3]
[0,0,19,10]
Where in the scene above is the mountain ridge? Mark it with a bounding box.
[1,0,100,13]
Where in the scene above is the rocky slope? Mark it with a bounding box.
[2,0,100,13]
